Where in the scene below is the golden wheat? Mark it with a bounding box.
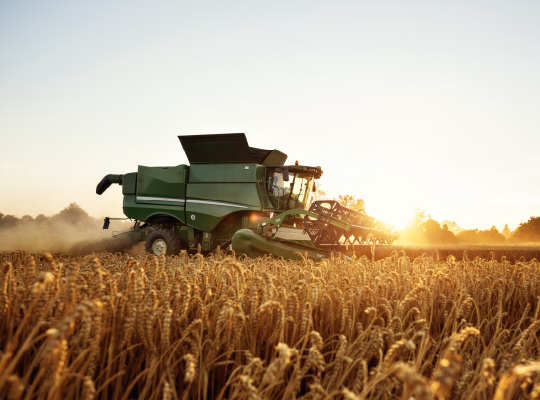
[1,249,540,399]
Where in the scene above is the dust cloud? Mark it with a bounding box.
[0,203,144,255]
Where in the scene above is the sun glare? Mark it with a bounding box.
[367,205,412,231]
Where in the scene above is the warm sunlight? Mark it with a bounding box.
[369,206,412,232]
[2,3,540,398]
[349,195,414,232]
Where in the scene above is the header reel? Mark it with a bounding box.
[303,200,399,246]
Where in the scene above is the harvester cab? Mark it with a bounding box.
[266,164,320,211]
[96,133,398,259]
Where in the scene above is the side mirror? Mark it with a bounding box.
[312,181,317,192]
[282,168,289,182]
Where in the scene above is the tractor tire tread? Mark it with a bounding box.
[145,229,182,256]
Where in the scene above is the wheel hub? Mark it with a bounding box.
[152,239,167,256]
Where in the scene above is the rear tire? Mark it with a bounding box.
[145,229,182,256]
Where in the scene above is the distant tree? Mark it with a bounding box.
[440,220,463,234]
[478,226,506,243]
[52,202,92,225]
[456,226,506,244]
[35,214,49,224]
[399,211,459,244]
[398,208,427,243]
[421,219,458,244]
[0,214,20,229]
[456,229,479,243]
[21,215,34,222]
[410,208,426,228]
[336,194,366,213]
[510,216,540,242]
[502,224,512,239]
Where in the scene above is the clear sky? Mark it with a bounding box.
[1,1,539,231]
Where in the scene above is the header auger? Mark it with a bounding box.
[96,133,398,260]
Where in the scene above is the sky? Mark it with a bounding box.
[1,1,539,231]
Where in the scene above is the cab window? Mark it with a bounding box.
[267,169,313,210]
[289,173,312,209]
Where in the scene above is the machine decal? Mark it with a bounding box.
[136,196,185,203]
[186,199,248,209]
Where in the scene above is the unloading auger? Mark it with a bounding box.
[231,200,399,260]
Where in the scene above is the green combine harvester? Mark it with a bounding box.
[96,133,398,260]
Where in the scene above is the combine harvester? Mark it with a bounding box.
[96,133,398,260]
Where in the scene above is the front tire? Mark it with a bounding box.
[145,229,182,256]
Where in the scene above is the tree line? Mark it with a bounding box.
[397,208,540,244]
[0,202,96,230]
[3,200,540,245]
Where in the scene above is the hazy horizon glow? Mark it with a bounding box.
[1,1,539,232]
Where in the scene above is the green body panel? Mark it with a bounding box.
[185,163,263,232]
[124,172,186,222]
[123,195,186,223]
[187,183,260,206]
[232,229,328,261]
[122,165,188,224]
[254,165,266,180]
[260,150,287,166]
[209,212,267,244]
[122,173,137,195]
[136,165,188,203]
[185,203,256,232]
[189,163,257,182]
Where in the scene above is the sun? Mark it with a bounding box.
[367,203,412,231]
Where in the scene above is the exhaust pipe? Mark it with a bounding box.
[96,174,123,195]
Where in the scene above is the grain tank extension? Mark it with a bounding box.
[96,133,398,259]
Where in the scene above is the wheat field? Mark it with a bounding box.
[351,245,540,266]
[1,249,540,400]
